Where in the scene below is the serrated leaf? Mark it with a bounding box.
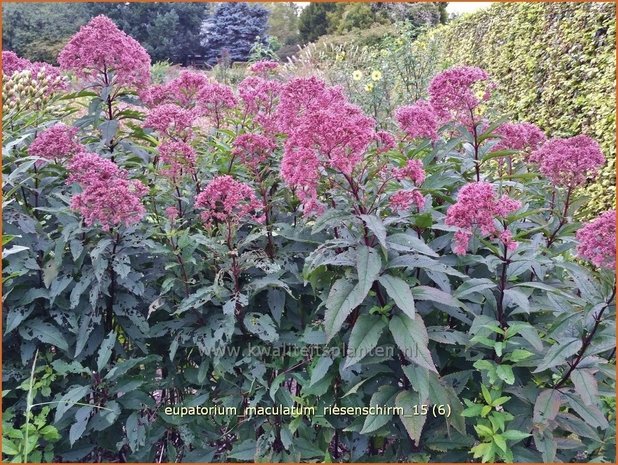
[360,385,398,434]
[97,331,116,372]
[389,314,436,372]
[344,314,386,368]
[570,369,598,406]
[379,274,415,319]
[356,245,382,296]
[324,278,367,342]
[533,389,561,424]
[395,390,427,445]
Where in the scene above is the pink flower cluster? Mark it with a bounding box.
[3,51,30,76]
[278,77,376,214]
[141,71,210,108]
[232,133,276,170]
[493,122,546,154]
[529,135,605,187]
[395,100,440,141]
[238,76,282,131]
[158,141,196,181]
[196,81,238,126]
[144,104,198,140]
[446,182,521,255]
[428,66,493,123]
[2,51,67,94]
[28,124,85,162]
[248,60,280,75]
[58,15,150,88]
[576,210,615,269]
[195,175,264,229]
[67,152,147,231]
[392,159,426,185]
[390,189,425,212]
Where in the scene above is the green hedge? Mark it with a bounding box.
[419,2,616,217]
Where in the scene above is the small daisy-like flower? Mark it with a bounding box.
[352,70,363,81]
[371,70,382,81]
[364,83,374,92]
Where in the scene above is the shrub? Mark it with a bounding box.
[2,15,615,463]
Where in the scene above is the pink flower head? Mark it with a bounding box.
[195,175,264,229]
[3,51,30,76]
[158,141,196,181]
[141,71,210,108]
[238,76,281,130]
[576,210,615,269]
[58,15,151,88]
[196,81,237,125]
[28,124,84,162]
[445,182,521,255]
[529,135,605,187]
[390,189,425,212]
[166,206,179,221]
[395,100,440,140]
[248,60,280,75]
[375,131,396,153]
[493,122,546,154]
[280,145,322,212]
[232,133,276,169]
[144,104,197,139]
[428,66,493,122]
[393,159,426,185]
[277,77,375,212]
[67,152,147,231]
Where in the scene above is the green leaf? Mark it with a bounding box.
[378,274,415,319]
[533,338,582,373]
[126,411,146,452]
[355,245,382,296]
[389,314,436,373]
[69,406,92,446]
[386,233,438,256]
[344,314,386,368]
[96,331,116,373]
[496,365,515,384]
[54,385,91,423]
[412,285,465,309]
[533,389,561,424]
[244,313,278,342]
[324,278,367,342]
[502,429,531,442]
[395,390,427,445]
[308,356,333,387]
[228,439,257,461]
[19,320,68,351]
[359,385,398,434]
[570,369,598,406]
[360,214,388,249]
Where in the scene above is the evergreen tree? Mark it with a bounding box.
[298,3,338,44]
[202,3,270,65]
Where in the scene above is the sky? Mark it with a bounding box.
[446,2,493,15]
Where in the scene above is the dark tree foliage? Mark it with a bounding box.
[298,3,338,44]
[85,3,210,65]
[2,3,89,64]
[202,3,270,66]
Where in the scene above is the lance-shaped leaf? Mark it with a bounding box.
[344,314,386,368]
[389,314,436,372]
[379,274,415,319]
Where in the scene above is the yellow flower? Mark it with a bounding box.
[371,70,383,81]
[352,70,363,81]
[395,38,404,47]
[364,83,374,92]
[335,52,346,62]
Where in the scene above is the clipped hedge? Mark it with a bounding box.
[419,2,616,217]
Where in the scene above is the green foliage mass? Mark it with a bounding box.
[2,3,89,64]
[419,2,616,217]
